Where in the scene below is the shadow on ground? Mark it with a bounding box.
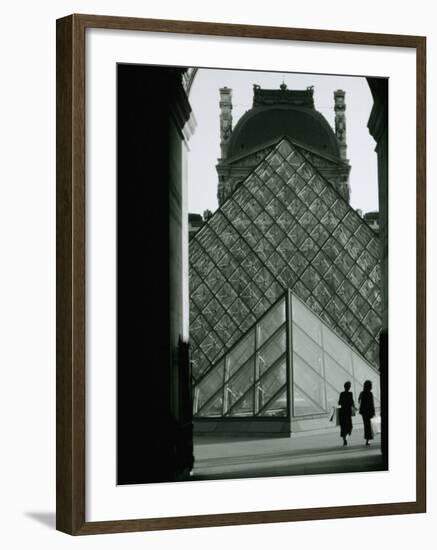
[25,512,56,529]
[192,427,385,481]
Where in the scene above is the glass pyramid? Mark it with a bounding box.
[189,138,381,382]
[193,291,381,419]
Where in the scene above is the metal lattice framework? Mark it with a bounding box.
[193,291,381,419]
[189,138,381,381]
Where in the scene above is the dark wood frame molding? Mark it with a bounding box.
[56,13,426,535]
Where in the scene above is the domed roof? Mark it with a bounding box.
[227,101,340,160]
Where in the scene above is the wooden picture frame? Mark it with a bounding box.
[56,13,426,535]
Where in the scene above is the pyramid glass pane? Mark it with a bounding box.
[291,295,323,345]
[326,382,341,411]
[191,135,380,385]
[323,353,353,395]
[227,387,254,417]
[194,295,288,418]
[199,392,224,417]
[257,300,285,345]
[260,386,287,417]
[293,353,326,412]
[224,360,255,414]
[193,290,380,424]
[257,328,287,376]
[194,360,224,414]
[290,293,380,418]
[292,323,324,375]
[294,386,325,416]
[227,332,255,377]
[352,354,381,402]
[257,356,287,409]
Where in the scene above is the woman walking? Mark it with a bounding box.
[358,380,376,446]
[338,381,355,446]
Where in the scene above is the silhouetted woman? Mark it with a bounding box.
[338,381,355,446]
[358,380,376,446]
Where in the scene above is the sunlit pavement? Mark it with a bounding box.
[192,426,383,480]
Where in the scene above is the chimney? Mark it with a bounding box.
[334,90,347,161]
[219,87,233,160]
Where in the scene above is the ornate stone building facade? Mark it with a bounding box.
[217,84,351,205]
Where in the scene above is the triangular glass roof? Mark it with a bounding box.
[189,138,381,381]
[193,291,381,419]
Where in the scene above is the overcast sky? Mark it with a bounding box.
[187,68,379,216]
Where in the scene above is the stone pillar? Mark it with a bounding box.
[219,87,233,160]
[217,87,233,205]
[334,90,351,202]
[334,89,347,160]
[117,64,194,484]
[367,77,388,469]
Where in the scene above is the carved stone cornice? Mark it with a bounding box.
[169,69,195,142]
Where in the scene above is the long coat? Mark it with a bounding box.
[359,390,375,440]
[338,390,355,438]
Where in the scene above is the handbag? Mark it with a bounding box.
[329,406,341,426]
[335,407,341,426]
[370,415,382,435]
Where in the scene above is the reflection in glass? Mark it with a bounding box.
[193,291,380,423]
[322,324,353,373]
[227,387,254,417]
[325,382,340,410]
[261,387,287,416]
[323,353,351,395]
[291,295,322,344]
[257,328,286,376]
[352,354,380,402]
[199,392,223,417]
[228,332,255,377]
[258,300,286,346]
[195,360,224,412]
[225,360,255,414]
[292,323,323,375]
[293,353,325,410]
[294,386,324,416]
[257,356,287,410]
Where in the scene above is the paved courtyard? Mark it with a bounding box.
[192,426,383,480]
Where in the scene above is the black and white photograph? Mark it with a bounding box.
[116,64,388,485]
[0,0,431,546]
